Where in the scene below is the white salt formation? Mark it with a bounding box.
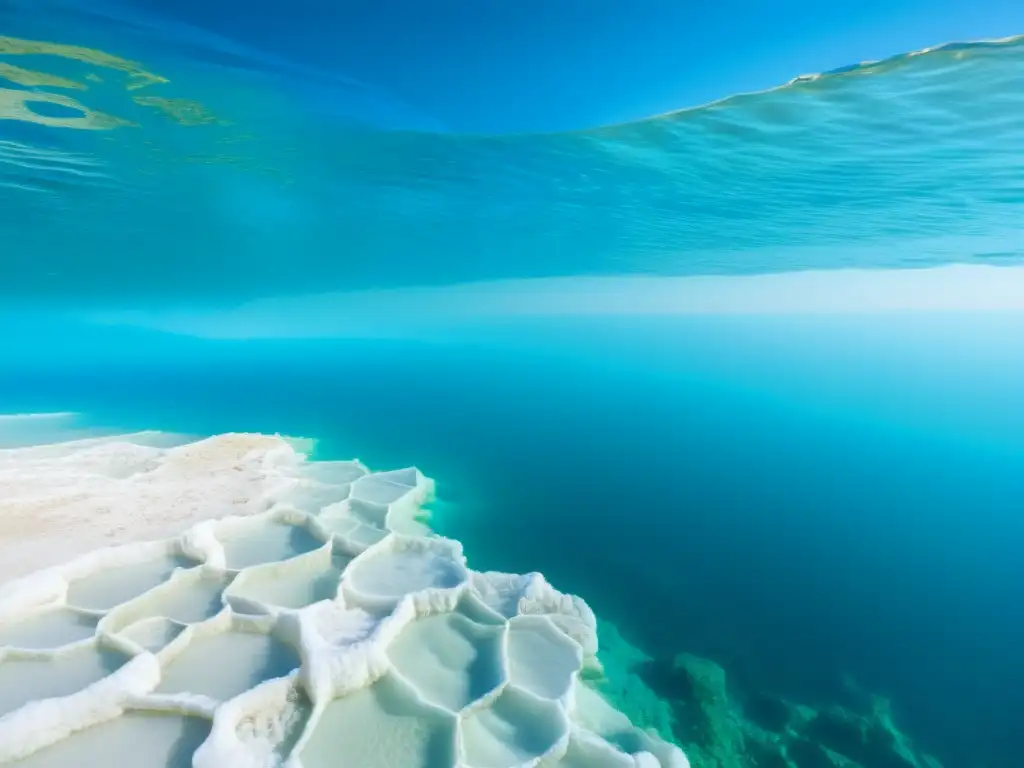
[0,429,688,768]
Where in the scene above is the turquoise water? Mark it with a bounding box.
[1,11,1023,303]
[4,316,1024,767]
[3,4,1024,768]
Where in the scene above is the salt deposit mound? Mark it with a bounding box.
[0,429,688,767]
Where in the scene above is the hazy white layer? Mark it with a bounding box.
[89,264,1024,340]
[0,413,116,450]
[0,430,686,768]
[0,414,77,420]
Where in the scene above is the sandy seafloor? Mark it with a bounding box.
[3,311,1023,768]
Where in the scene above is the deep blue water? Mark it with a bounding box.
[3,315,1023,766]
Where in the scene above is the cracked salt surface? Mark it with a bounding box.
[0,429,688,768]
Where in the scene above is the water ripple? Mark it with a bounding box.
[0,27,1021,303]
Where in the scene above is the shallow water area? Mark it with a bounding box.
[221,519,324,570]
[298,460,369,487]
[226,550,348,611]
[505,616,582,701]
[105,569,232,628]
[0,644,125,718]
[277,481,354,516]
[157,628,299,701]
[66,554,196,611]
[386,612,506,712]
[0,607,97,650]
[299,674,458,768]
[7,711,211,768]
[345,541,466,603]
[119,616,185,653]
[459,687,567,768]
[316,506,390,551]
[351,469,423,506]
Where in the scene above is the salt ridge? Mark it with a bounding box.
[0,430,687,767]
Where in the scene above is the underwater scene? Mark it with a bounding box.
[1,2,1023,767]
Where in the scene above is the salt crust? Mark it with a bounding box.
[0,432,688,768]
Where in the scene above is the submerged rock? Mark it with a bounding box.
[804,702,925,768]
[590,625,944,768]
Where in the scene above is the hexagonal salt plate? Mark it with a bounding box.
[0,607,97,650]
[225,547,349,614]
[9,711,210,768]
[350,469,421,506]
[505,615,581,701]
[459,687,568,768]
[300,673,458,768]
[343,536,468,611]
[552,731,637,768]
[100,568,231,632]
[157,627,300,702]
[299,460,368,487]
[274,479,353,516]
[0,642,127,719]
[388,612,506,713]
[118,617,186,654]
[219,518,325,570]
[66,553,196,612]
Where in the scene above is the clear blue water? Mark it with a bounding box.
[3,5,1024,768]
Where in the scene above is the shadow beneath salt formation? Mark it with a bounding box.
[165,716,213,768]
[460,687,566,767]
[252,635,302,689]
[289,526,327,557]
[309,554,348,602]
[97,645,129,675]
[464,635,506,707]
[272,690,314,761]
[374,681,458,767]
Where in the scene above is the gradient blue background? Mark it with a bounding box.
[4,2,1023,304]
[9,0,1024,132]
